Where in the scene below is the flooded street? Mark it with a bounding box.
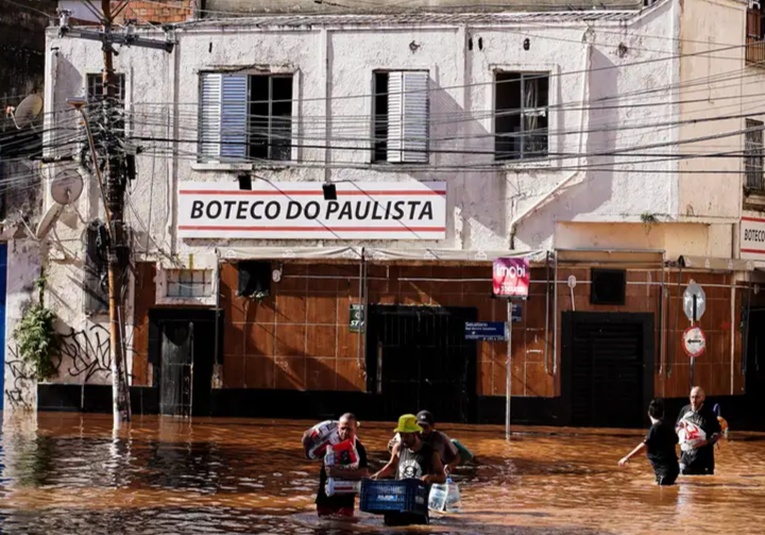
[0,413,764,534]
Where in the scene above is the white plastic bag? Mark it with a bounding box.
[428,477,461,513]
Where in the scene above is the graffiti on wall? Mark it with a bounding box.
[4,345,36,410]
[57,324,113,382]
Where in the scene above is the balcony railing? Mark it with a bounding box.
[746,36,765,65]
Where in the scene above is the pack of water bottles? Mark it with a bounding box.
[428,477,462,513]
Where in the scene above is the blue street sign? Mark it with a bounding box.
[465,321,508,341]
[510,303,522,323]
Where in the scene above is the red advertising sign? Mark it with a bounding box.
[492,257,530,298]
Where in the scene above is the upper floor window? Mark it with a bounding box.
[87,73,126,132]
[494,72,549,161]
[747,1,765,64]
[373,70,429,164]
[87,73,126,103]
[198,72,293,163]
[745,119,764,191]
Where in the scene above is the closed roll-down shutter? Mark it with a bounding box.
[387,71,429,163]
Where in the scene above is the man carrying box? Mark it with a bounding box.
[371,414,446,526]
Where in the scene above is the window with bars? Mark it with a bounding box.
[166,269,213,298]
[745,119,764,191]
[86,73,126,102]
[198,73,293,163]
[86,73,126,133]
[372,70,430,163]
[494,72,549,161]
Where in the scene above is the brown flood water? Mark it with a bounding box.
[1,413,764,534]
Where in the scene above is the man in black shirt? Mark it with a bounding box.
[619,399,679,485]
[314,413,369,518]
[676,386,721,475]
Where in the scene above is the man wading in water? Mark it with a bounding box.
[371,414,446,526]
[314,413,369,518]
[676,386,722,475]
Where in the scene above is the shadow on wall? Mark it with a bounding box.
[514,47,618,248]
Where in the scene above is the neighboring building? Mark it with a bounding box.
[36,0,765,427]
[1,1,56,413]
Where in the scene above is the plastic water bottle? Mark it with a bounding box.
[445,477,462,513]
[428,482,447,511]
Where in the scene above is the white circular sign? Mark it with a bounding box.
[682,326,706,358]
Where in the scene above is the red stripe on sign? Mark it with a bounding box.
[741,216,765,223]
[741,248,765,254]
[178,190,446,196]
[178,226,446,232]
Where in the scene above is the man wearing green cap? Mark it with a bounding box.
[371,414,446,526]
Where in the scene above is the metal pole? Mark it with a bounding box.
[506,299,512,441]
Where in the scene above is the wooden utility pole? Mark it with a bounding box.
[58,0,173,429]
[101,0,131,426]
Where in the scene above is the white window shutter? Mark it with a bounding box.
[220,74,248,161]
[387,71,429,163]
[199,73,222,162]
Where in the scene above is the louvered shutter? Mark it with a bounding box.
[220,74,248,161]
[199,73,222,162]
[387,71,429,163]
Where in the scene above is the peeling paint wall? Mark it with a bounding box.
[3,238,41,414]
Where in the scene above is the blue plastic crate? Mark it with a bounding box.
[359,479,428,515]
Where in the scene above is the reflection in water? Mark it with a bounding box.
[0,413,763,534]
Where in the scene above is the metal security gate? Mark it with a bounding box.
[159,321,194,417]
[365,305,477,423]
[150,309,221,417]
[562,312,654,428]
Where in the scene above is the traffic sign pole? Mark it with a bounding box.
[506,298,512,442]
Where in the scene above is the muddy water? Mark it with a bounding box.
[0,413,764,534]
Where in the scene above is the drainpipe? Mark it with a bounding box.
[509,42,592,249]
[552,250,559,377]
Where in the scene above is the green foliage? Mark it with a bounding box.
[13,277,60,381]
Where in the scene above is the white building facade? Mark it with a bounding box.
[28,0,763,425]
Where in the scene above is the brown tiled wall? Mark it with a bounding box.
[131,260,743,399]
[220,262,368,391]
[553,268,742,399]
[218,262,555,396]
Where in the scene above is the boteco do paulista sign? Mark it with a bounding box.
[177,181,447,240]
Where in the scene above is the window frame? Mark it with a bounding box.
[155,265,218,306]
[745,118,765,192]
[746,3,765,65]
[487,63,558,168]
[493,70,551,163]
[371,69,430,165]
[195,69,298,168]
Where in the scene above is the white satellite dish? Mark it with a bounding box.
[6,94,43,130]
[35,202,64,239]
[50,169,84,205]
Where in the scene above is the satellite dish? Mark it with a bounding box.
[35,202,64,239]
[7,94,43,130]
[51,169,84,205]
